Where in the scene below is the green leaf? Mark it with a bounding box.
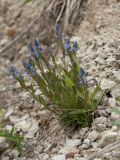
[112,120,120,126]
[0,128,23,155]
[112,108,120,115]
[24,0,32,4]
[64,76,74,88]
[92,85,101,99]
[116,96,120,102]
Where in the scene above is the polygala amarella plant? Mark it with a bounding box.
[10,25,103,127]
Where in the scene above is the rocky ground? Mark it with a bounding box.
[0,0,120,160]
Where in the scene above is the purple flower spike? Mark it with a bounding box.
[79,67,86,78]
[10,66,16,76]
[34,39,44,52]
[29,44,36,57]
[73,41,79,52]
[23,60,36,76]
[10,66,23,80]
[65,39,72,52]
[34,40,41,49]
[55,24,63,39]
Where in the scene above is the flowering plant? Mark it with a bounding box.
[10,25,103,127]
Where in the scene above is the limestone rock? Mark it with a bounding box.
[25,121,39,138]
[59,147,79,155]
[98,131,117,148]
[0,137,8,151]
[88,131,100,142]
[113,70,120,81]
[82,139,91,149]
[0,39,9,47]
[52,155,65,160]
[15,120,32,132]
[66,139,81,148]
[95,117,107,125]
[79,127,89,137]
[108,98,116,108]
[96,124,106,132]
[100,79,115,90]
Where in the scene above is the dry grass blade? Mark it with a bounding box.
[88,141,120,160]
[56,0,66,24]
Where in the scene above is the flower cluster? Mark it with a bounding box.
[65,39,79,52]
[29,40,44,61]
[23,59,36,77]
[10,40,44,80]
[10,66,23,80]
[55,24,63,39]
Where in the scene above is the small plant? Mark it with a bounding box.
[0,127,23,155]
[10,25,103,127]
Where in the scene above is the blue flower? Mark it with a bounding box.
[10,66,23,80]
[23,60,36,76]
[28,41,44,61]
[34,40,44,52]
[34,40,41,49]
[55,24,63,39]
[79,67,86,78]
[65,39,72,52]
[73,41,79,52]
[10,66,16,76]
[28,44,36,57]
[78,67,87,85]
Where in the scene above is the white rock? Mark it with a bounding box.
[98,131,117,148]
[82,139,91,149]
[25,121,39,138]
[88,131,100,142]
[98,110,108,117]
[52,155,65,160]
[83,138,91,145]
[9,149,19,158]
[5,107,14,118]
[111,87,120,98]
[0,137,8,151]
[100,79,115,90]
[95,117,107,125]
[9,115,21,124]
[9,114,29,124]
[106,56,116,65]
[111,126,118,132]
[96,124,106,132]
[42,154,49,160]
[15,120,32,132]
[77,158,87,160]
[59,147,79,154]
[79,127,89,137]
[113,70,120,81]
[108,98,116,108]
[59,139,81,154]
[0,39,9,47]
[66,139,81,148]
[94,57,106,65]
